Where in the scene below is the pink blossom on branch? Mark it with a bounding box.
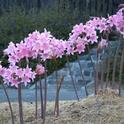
[1,7,124,88]
[2,65,36,87]
[35,64,45,76]
[108,8,124,36]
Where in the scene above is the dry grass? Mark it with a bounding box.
[0,88,124,124]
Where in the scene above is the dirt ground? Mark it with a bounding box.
[0,89,124,124]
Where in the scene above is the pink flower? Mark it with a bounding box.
[98,39,108,49]
[74,38,87,54]
[35,64,45,76]
[0,63,4,76]
[4,42,17,55]
[108,9,124,36]
[69,22,98,49]
[65,41,75,55]
[2,65,36,88]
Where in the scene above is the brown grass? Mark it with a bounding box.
[0,88,124,124]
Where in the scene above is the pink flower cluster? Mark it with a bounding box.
[0,65,36,87]
[0,7,124,88]
[69,23,97,46]
[108,8,124,36]
[35,64,45,76]
[4,41,33,65]
[86,17,108,33]
[4,29,66,63]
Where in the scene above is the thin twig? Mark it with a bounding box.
[2,83,15,124]
[76,53,88,96]
[43,61,47,124]
[66,55,80,101]
[106,58,111,88]
[112,42,120,88]
[119,46,124,96]
[100,61,104,89]
[39,80,44,119]
[105,43,112,88]
[54,58,58,116]
[54,76,64,116]
[35,82,38,119]
[87,46,97,95]
[18,84,24,124]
